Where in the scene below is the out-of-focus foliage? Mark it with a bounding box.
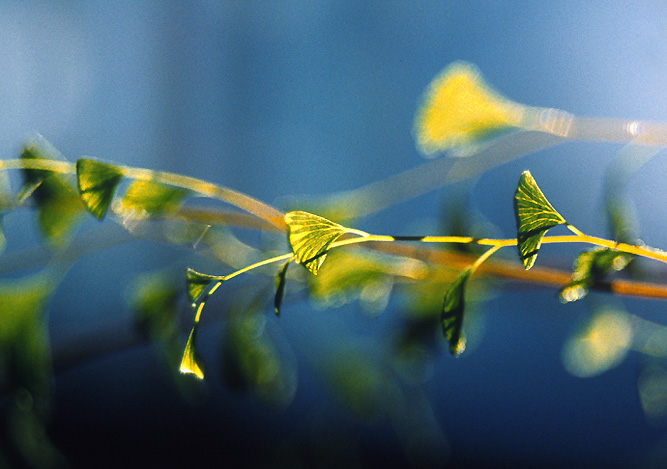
[220,306,297,410]
[0,271,65,467]
[560,248,632,303]
[20,141,84,246]
[115,180,188,221]
[562,307,632,378]
[414,62,523,156]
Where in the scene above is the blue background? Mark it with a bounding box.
[1,1,667,467]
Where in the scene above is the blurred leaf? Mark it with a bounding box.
[274,261,290,316]
[221,310,297,409]
[514,170,566,269]
[0,272,65,467]
[179,328,205,380]
[441,268,471,356]
[414,61,523,155]
[285,211,349,275]
[562,308,631,378]
[117,179,188,218]
[76,158,124,219]
[560,248,632,303]
[20,142,84,245]
[185,267,221,304]
[130,271,180,344]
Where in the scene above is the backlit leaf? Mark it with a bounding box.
[514,170,566,269]
[285,211,348,275]
[441,268,472,356]
[560,248,632,303]
[185,267,220,304]
[20,142,84,244]
[76,158,124,219]
[274,261,290,316]
[414,61,523,155]
[179,328,205,380]
[117,180,188,218]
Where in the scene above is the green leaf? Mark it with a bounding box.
[185,267,220,304]
[75,158,124,219]
[514,170,566,269]
[560,248,632,303]
[179,327,205,380]
[441,268,471,356]
[118,180,188,218]
[274,261,290,316]
[20,143,85,244]
[285,211,348,275]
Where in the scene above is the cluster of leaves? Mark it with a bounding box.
[2,60,666,465]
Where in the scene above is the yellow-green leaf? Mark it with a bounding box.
[441,268,471,356]
[414,61,523,155]
[285,211,348,275]
[514,170,566,269]
[117,180,188,218]
[185,267,221,304]
[76,158,124,219]
[179,328,205,380]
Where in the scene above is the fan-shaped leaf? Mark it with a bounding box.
[76,158,124,219]
[414,61,523,155]
[285,211,348,275]
[441,268,471,356]
[179,328,205,380]
[514,170,566,269]
[560,248,632,303]
[185,267,220,304]
[274,261,290,316]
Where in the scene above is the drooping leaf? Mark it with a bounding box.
[76,158,124,219]
[20,143,84,244]
[179,327,205,380]
[441,268,472,356]
[514,170,566,269]
[274,261,290,316]
[185,267,221,304]
[414,61,523,155]
[285,211,349,275]
[560,248,632,303]
[117,179,188,219]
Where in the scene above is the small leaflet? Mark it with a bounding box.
[185,267,220,304]
[441,268,472,356]
[76,158,124,220]
[284,211,348,275]
[179,327,205,380]
[514,171,566,269]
